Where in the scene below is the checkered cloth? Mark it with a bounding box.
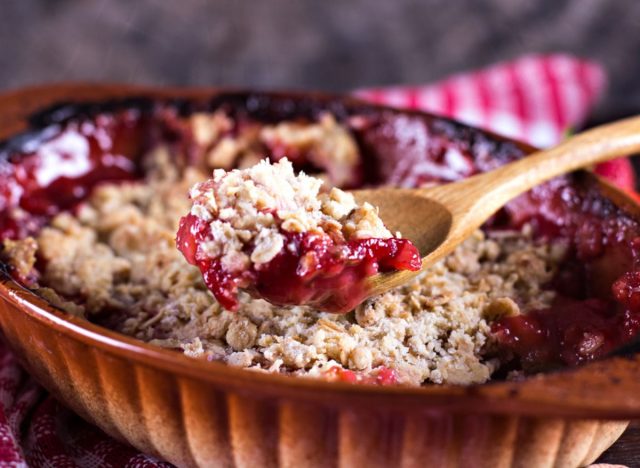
[0,54,633,467]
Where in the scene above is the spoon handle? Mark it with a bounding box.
[425,115,640,225]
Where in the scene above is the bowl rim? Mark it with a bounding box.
[2,83,640,419]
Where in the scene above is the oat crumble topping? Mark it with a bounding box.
[186,157,391,271]
[0,113,567,386]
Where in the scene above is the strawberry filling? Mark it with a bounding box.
[176,213,421,312]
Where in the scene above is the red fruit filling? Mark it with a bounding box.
[492,298,640,370]
[0,111,143,240]
[490,181,640,371]
[323,365,398,385]
[176,213,421,313]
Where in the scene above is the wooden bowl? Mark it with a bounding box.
[0,84,638,468]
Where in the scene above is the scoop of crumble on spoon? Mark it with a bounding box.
[178,115,640,312]
[175,158,421,312]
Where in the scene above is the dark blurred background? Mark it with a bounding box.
[2,0,640,123]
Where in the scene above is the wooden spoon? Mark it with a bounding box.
[354,115,640,298]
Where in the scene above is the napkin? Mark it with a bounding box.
[0,54,633,467]
[356,53,635,192]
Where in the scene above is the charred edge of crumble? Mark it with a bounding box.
[0,91,529,167]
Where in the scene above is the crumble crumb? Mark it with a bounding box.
[483,297,520,320]
[260,114,360,187]
[1,237,37,282]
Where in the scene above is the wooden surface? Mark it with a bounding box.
[597,422,640,465]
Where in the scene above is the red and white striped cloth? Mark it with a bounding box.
[357,53,605,148]
[0,54,634,467]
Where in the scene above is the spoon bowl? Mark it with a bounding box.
[352,188,453,256]
[352,188,454,293]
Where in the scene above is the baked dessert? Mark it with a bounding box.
[176,158,420,312]
[1,99,639,387]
